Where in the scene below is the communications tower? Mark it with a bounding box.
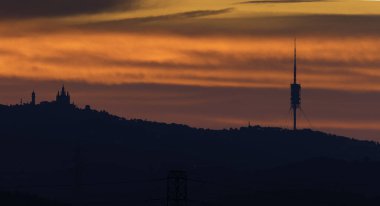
[290,39,301,131]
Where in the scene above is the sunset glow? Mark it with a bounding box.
[1,0,380,140]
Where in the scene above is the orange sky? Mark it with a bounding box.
[1,33,380,91]
[1,0,380,140]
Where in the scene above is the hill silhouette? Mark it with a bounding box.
[0,191,68,206]
[1,102,380,205]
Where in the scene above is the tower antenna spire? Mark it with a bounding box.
[294,38,297,84]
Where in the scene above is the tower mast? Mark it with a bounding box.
[294,39,297,84]
[291,39,301,131]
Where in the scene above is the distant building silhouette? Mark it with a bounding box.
[31,90,36,105]
[11,85,79,108]
[56,86,71,105]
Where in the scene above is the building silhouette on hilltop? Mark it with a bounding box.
[13,86,74,107]
[6,85,97,111]
[31,90,36,105]
[56,86,71,105]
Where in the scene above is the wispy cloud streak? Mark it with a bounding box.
[1,32,380,92]
[239,0,323,4]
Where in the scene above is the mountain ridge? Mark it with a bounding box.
[1,102,380,205]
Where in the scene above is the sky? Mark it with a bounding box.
[1,0,380,141]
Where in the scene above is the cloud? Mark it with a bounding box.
[239,0,323,3]
[75,14,380,38]
[92,8,234,25]
[2,30,380,93]
[0,0,139,19]
[2,11,380,39]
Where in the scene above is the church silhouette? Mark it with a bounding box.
[55,86,71,105]
[19,86,74,107]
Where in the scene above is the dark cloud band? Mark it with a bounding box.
[76,14,380,38]
[0,0,138,19]
[93,8,234,25]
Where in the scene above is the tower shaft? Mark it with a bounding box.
[294,39,297,84]
[290,39,301,131]
[293,106,297,130]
